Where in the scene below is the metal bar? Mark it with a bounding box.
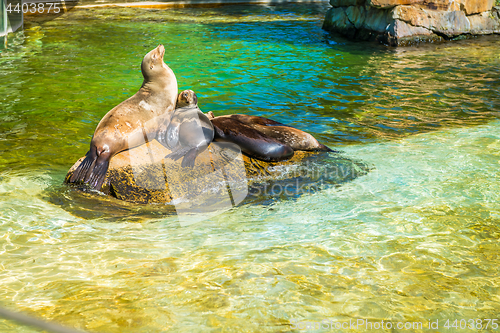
[2,0,7,45]
[0,306,89,333]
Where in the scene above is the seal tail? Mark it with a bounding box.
[69,147,97,184]
[317,144,336,152]
[316,143,340,154]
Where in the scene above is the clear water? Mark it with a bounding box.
[1,3,500,332]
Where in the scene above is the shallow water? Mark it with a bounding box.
[0,3,499,332]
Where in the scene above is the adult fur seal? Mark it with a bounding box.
[209,114,332,162]
[157,90,214,167]
[68,44,178,190]
[210,116,294,162]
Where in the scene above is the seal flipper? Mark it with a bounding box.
[180,148,199,168]
[84,154,110,191]
[165,146,191,162]
[317,143,336,152]
[69,147,97,184]
[165,146,206,168]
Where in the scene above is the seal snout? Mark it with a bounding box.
[157,44,165,59]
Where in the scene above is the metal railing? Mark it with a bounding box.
[1,0,23,46]
[0,306,89,333]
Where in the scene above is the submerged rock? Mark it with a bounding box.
[323,0,500,46]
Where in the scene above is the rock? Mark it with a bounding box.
[346,6,367,29]
[464,0,495,14]
[368,0,422,9]
[367,0,492,11]
[65,140,353,205]
[387,18,434,37]
[433,10,471,35]
[364,7,392,32]
[449,0,463,11]
[393,6,471,36]
[381,19,444,45]
[323,6,392,38]
[330,0,365,7]
[323,7,355,36]
[392,5,431,27]
[494,6,500,19]
[323,0,500,45]
[468,10,500,33]
[383,18,438,46]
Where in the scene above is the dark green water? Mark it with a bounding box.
[0,3,499,332]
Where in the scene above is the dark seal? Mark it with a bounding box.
[209,114,332,162]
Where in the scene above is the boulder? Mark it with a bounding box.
[323,7,355,36]
[65,140,366,205]
[323,0,500,45]
[330,0,365,7]
[368,0,423,9]
[346,5,367,29]
[364,6,393,32]
[387,18,435,37]
[468,10,500,33]
[393,6,471,36]
[463,0,495,14]
[323,6,392,38]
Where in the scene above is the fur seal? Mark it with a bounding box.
[209,114,332,162]
[210,116,294,162]
[157,90,214,167]
[68,44,178,190]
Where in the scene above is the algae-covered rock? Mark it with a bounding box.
[65,140,369,209]
[323,0,500,45]
[65,140,364,205]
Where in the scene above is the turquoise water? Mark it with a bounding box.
[0,3,500,332]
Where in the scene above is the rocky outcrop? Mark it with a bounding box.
[65,140,367,205]
[323,0,500,45]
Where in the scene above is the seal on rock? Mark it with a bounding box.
[209,114,332,162]
[157,90,214,167]
[68,44,178,190]
[210,116,294,162]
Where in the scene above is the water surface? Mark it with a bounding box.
[0,3,499,332]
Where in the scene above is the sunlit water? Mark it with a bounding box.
[0,3,499,332]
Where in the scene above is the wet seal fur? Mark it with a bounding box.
[68,44,178,190]
[157,90,214,167]
[209,114,333,162]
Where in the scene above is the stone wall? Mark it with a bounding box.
[323,0,500,45]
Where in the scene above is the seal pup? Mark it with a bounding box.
[157,90,214,168]
[69,44,178,190]
[209,114,332,162]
